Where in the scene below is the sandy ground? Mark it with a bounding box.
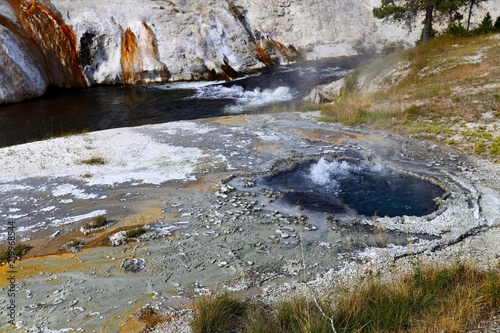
[0,112,499,332]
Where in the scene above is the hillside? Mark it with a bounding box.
[317,33,500,163]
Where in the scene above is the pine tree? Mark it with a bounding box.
[373,0,492,41]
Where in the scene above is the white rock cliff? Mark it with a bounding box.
[2,0,495,104]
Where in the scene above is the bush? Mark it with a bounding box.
[474,12,494,35]
[84,214,108,229]
[125,227,146,239]
[0,243,31,262]
[443,23,470,37]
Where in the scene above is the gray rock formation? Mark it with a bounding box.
[2,0,498,104]
[0,0,415,104]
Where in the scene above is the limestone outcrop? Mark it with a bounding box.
[4,0,496,104]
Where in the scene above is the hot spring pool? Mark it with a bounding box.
[263,158,445,217]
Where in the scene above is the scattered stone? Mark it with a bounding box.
[121,258,146,273]
[109,231,127,246]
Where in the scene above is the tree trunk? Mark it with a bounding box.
[422,4,434,42]
[467,0,474,31]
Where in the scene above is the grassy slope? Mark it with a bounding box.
[320,33,500,162]
[189,262,500,333]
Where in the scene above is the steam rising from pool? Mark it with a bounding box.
[264,158,445,217]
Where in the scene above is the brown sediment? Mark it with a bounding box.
[226,0,255,43]
[293,127,361,144]
[142,21,161,60]
[253,139,281,153]
[21,207,165,259]
[6,0,87,87]
[201,114,248,126]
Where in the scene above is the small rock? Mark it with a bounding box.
[121,258,146,273]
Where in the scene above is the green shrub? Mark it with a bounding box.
[474,12,494,35]
[125,227,146,239]
[443,23,470,37]
[495,16,500,30]
[0,243,31,262]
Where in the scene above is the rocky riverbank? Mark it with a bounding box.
[2,0,418,104]
[1,111,499,332]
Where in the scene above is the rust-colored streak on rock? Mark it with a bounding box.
[121,28,139,84]
[271,39,296,62]
[121,22,169,84]
[255,40,273,66]
[6,0,87,87]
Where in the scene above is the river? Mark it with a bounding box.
[0,55,373,147]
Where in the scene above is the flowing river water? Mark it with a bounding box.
[0,56,373,147]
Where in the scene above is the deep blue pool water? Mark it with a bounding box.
[263,158,445,217]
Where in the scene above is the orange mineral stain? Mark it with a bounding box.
[121,27,140,84]
[6,0,87,87]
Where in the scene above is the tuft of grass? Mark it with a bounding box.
[244,303,281,333]
[188,262,500,333]
[320,98,381,125]
[276,297,333,333]
[191,293,247,333]
[0,243,32,262]
[474,141,487,153]
[83,214,108,229]
[490,137,500,155]
[80,157,105,165]
[125,227,146,239]
[41,129,89,141]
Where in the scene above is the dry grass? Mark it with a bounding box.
[188,262,500,333]
[83,214,108,229]
[191,293,247,333]
[80,156,106,165]
[320,33,500,162]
